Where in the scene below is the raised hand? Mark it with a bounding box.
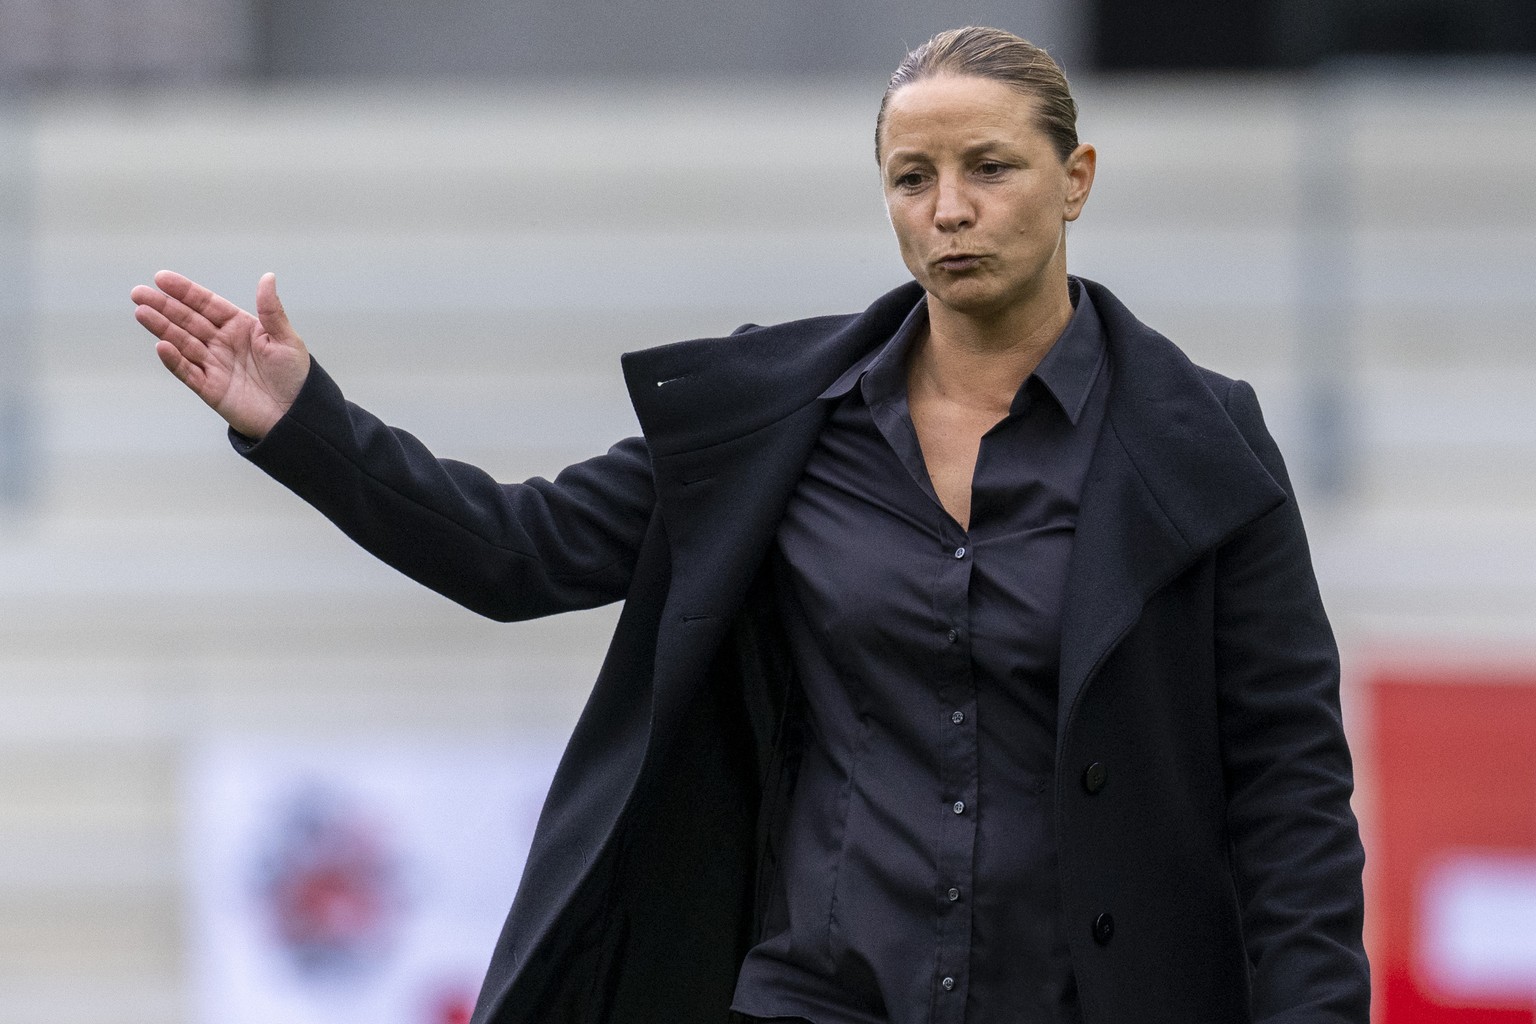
[131,270,311,439]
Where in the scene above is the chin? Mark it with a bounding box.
[925,281,1011,318]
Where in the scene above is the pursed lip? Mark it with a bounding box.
[933,252,986,270]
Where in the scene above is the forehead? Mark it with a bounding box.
[880,74,1042,157]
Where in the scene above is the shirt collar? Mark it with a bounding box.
[817,277,1107,426]
[1026,277,1106,425]
[817,292,928,403]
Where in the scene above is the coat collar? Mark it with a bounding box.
[619,280,922,629]
[622,281,924,459]
[620,283,923,741]
[1056,279,1287,735]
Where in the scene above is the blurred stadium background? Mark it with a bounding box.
[1,0,1533,1021]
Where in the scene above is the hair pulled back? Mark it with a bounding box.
[876,27,1079,163]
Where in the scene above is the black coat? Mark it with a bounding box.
[244,277,1369,1024]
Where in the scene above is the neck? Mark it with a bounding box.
[912,276,1075,414]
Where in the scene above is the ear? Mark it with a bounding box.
[1063,143,1096,222]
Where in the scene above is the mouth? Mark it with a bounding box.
[934,253,984,271]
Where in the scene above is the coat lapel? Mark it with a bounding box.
[622,282,926,740]
[1057,280,1288,737]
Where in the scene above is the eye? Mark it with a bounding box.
[976,161,1008,177]
[892,170,927,190]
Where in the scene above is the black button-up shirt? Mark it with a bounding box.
[733,280,1110,1024]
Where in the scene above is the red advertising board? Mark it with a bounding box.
[1370,671,1536,1023]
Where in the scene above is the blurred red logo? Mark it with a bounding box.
[1371,672,1536,1022]
[256,786,404,980]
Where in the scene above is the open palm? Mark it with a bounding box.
[131,270,311,439]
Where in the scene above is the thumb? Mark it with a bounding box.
[255,271,297,341]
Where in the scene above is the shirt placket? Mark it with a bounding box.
[932,526,978,1023]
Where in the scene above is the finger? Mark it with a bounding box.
[132,300,181,342]
[155,339,208,394]
[255,272,296,342]
[152,269,244,327]
[133,287,224,345]
[135,303,214,365]
[129,283,164,307]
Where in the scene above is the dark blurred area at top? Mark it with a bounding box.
[0,0,1532,90]
[1095,0,1536,69]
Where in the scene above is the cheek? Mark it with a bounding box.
[888,210,925,254]
[1012,191,1068,238]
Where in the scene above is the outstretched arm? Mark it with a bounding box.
[240,361,656,619]
[131,268,655,619]
[130,270,310,439]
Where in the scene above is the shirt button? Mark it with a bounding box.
[947,887,961,902]
[950,710,965,725]
[953,546,966,559]
[941,976,956,991]
[952,800,965,814]
[946,628,959,644]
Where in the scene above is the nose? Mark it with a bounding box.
[933,174,975,232]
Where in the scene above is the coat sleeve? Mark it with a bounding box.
[1214,380,1370,1024]
[233,359,656,621]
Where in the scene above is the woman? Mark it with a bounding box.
[133,27,1368,1024]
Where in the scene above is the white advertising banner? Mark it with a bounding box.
[183,737,563,1024]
